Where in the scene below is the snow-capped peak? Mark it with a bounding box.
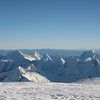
[18,50,36,61]
[80,50,96,61]
[60,58,65,64]
[92,50,95,54]
[84,50,95,55]
[77,58,80,62]
[17,50,43,61]
[18,66,49,82]
[18,50,23,54]
[44,53,52,61]
[33,51,42,60]
[40,53,52,62]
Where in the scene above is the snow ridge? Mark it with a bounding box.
[0,50,100,82]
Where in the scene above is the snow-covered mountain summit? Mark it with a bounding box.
[0,50,100,82]
[33,51,43,60]
[80,50,100,61]
[19,50,42,61]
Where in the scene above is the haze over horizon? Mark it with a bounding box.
[0,0,100,49]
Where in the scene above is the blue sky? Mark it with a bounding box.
[0,0,100,49]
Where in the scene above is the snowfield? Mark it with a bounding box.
[0,82,100,100]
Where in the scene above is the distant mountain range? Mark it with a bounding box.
[0,49,100,82]
[0,49,85,57]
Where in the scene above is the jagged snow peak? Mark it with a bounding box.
[19,66,49,82]
[77,58,80,62]
[80,50,96,61]
[61,58,65,64]
[18,50,36,61]
[18,50,42,61]
[34,51,42,60]
[0,49,100,82]
[45,53,52,61]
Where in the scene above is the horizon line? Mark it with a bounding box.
[0,48,100,51]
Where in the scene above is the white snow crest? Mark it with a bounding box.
[34,51,42,60]
[61,58,65,64]
[85,57,93,62]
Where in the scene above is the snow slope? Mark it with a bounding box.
[75,77,100,85]
[0,82,100,100]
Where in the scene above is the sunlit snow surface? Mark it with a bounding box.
[0,82,100,100]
